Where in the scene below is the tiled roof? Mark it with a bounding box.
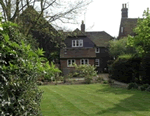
[60,48,96,58]
[86,31,113,47]
[118,18,139,39]
[63,28,86,37]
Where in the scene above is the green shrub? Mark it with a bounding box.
[140,53,150,84]
[109,57,141,83]
[37,81,44,85]
[73,64,97,84]
[103,81,108,84]
[84,77,92,84]
[145,86,150,92]
[127,83,138,90]
[96,76,104,83]
[108,79,114,84]
[140,84,150,91]
[0,17,61,115]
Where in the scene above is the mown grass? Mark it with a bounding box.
[40,84,150,116]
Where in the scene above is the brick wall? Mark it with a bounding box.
[60,59,95,75]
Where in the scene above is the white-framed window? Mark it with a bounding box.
[72,40,83,47]
[95,59,100,67]
[67,59,76,67]
[121,27,123,33]
[95,47,100,53]
[80,59,89,65]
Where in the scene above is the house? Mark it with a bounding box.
[60,21,113,75]
[118,4,139,39]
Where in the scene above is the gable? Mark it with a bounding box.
[64,35,95,48]
[118,18,139,39]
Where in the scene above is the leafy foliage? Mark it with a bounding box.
[0,17,61,115]
[127,83,138,90]
[73,64,97,84]
[139,84,150,91]
[109,38,136,58]
[109,56,141,83]
[127,8,150,57]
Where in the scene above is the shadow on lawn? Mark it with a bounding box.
[96,85,150,115]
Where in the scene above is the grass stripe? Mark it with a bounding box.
[50,86,111,116]
[62,85,146,116]
[40,85,150,116]
[41,87,61,116]
[47,86,88,116]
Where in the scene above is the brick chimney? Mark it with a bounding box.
[81,20,85,32]
[121,3,128,18]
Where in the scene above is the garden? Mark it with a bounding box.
[40,84,150,116]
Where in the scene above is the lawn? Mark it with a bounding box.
[40,84,150,116]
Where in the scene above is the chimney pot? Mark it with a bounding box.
[122,4,124,8]
[125,4,126,8]
[121,3,128,18]
[81,20,85,32]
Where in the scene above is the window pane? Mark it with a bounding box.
[95,48,100,53]
[95,59,99,66]
[72,40,76,47]
[76,40,79,47]
[85,59,87,64]
[68,60,71,65]
[72,59,75,65]
[82,60,84,64]
[79,40,83,47]
[121,27,123,33]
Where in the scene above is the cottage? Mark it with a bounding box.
[60,21,113,75]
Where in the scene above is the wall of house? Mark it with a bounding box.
[96,47,111,73]
[65,36,95,48]
[60,59,95,76]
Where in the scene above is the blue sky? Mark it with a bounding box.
[63,0,150,37]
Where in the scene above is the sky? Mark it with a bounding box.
[64,0,150,37]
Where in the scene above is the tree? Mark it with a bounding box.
[109,37,136,59]
[0,0,92,62]
[127,8,150,84]
[127,8,150,57]
[0,17,61,115]
[0,0,92,34]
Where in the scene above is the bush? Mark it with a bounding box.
[84,77,92,84]
[103,81,108,84]
[146,86,150,92]
[127,83,138,90]
[140,84,150,91]
[109,57,141,83]
[140,53,150,84]
[37,81,44,85]
[96,76,104,83]
[0,18,61,115]
[108,79,114,84]
[73,64,97,84]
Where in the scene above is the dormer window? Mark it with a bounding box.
[72,40,83,47]
[121,27,123,33]
[95,47,100,53]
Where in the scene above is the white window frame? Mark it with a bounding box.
[72,40,83,47]
[121,27,123,33]
[67,59,76,67]
[80,59,89,65]
[95,47,100,53]
[95,59,100,67]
